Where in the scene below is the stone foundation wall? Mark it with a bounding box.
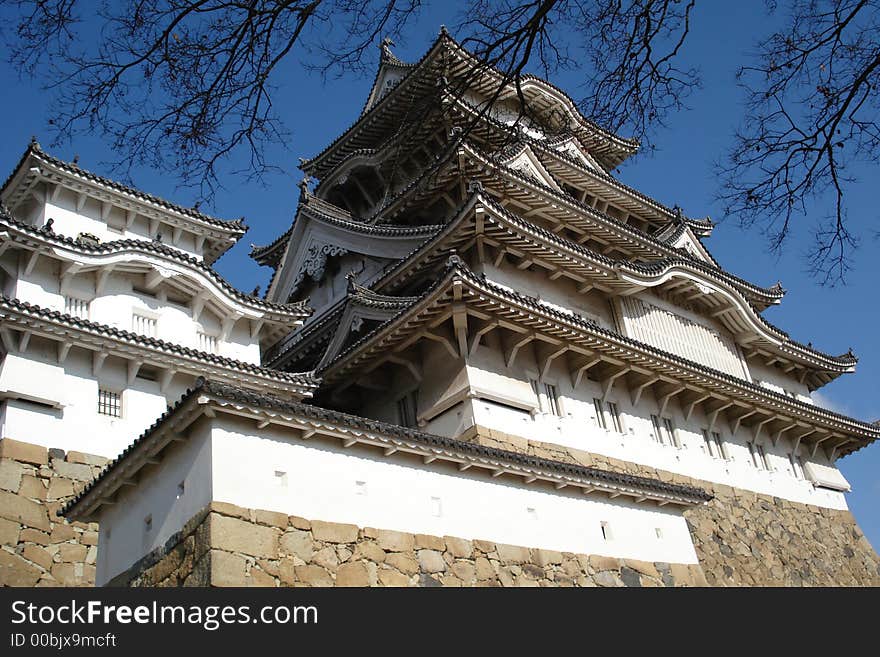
[0,438,105,587]
[464,425,880,586]
[121,502,708,587]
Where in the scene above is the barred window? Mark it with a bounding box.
[98,389,121,417]
[663,417,680,447]
[132,312,157,337]
[652,415,678,446]
[789,452,805,479]
[64,296,90,319]
[651,414,664,444]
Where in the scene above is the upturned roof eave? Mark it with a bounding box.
[302,31,637,178]
[319,261,874,453]
[367,192,852,374]
[1,143,248,237]
[0,213,310,323]
[0,294,319,393]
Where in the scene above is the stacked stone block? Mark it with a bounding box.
[464,425,880,586]
[0,438,105,587]
[125,501,709,587]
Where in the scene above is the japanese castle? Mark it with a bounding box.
[2,31,877,587]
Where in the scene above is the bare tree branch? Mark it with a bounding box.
[717,0,880,284]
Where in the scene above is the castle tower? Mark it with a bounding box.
[59,33,879,587]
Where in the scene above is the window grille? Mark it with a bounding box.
[98,389,121,417]
[651,414,664,444]
[663,417,680,447]
[749,442,771,470]
[703,430,727,459]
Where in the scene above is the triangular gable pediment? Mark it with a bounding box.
[269,201,436,301]
[670,225,715,264]
[363,64,408,114]
[502,145,563,192]
[551,136,603,172]
[316,290,415,370]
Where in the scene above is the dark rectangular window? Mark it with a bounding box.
[397,390,418,428]
[97,389,121,417]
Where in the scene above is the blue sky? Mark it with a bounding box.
[1,2,877,549]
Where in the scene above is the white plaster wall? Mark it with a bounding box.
[477,261,615,329]
[95,421,214,585]
[463,344,849,511]
[210,417,699,566]
[43,188,201,260]
[12,258,260,364]
[0,346,192,457]
[749,360,812,402]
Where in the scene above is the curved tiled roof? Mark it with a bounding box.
[62,377,711,518]
[2,141,247,233]
[250,193,441,270]
[370,140,785,307]
[320,261,875,455]
[0,294,318,389]
[368,192,849,372]
[348,279,419,309]
[0,212,309,320]
[304,30,638,177]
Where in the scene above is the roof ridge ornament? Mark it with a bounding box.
[445,250,464,270]
[466,179,484,194]
[299,175,313,202]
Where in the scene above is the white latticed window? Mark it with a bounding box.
[97,389,121,417]
[64,296,89,319]
[132,312,157,337]
[198,331,218,353]
[619,297,747,378]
